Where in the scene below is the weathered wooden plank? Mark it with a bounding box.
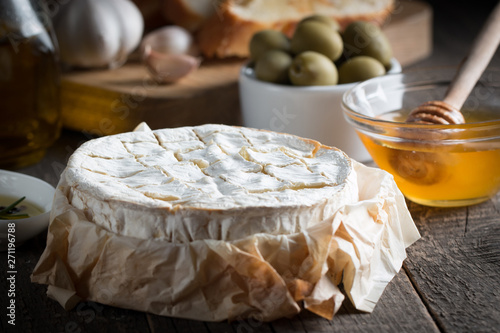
[73,305,151,333]
[1,233,79,333]
[8,134,497,333]
[0,232,152,333]
[3,130,437,333]
[147,311,280,333]
[146,269,438,333]
[147,315,210,333]
[285,271,439,333]
[404,193,500,333]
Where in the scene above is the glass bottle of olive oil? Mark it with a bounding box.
[0,0,61,169]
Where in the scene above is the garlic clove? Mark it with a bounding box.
[140,26,199,57]
[143,45,201,83]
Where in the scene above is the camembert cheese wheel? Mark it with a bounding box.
[66,124,358,243]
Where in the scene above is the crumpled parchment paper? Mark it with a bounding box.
[31,134,420,322]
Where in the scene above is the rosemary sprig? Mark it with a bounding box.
[0,196,30,220]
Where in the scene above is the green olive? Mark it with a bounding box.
[299,14,340,31]
[255,50,293,84]
[342,21,392,67]
[338,56,386,84]
[288,51,338,86]
[290,21,343,61]
[249,30,291,62]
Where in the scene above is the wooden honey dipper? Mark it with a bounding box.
[406,1,500,124]
[390,2,500,186]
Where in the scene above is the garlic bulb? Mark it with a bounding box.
[140,26,201,83]
[54,0,144,69]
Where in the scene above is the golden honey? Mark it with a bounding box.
[359,110,500,207]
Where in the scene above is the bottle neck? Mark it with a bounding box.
[0,0,46,41]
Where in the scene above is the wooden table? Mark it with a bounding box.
[2,0,500,332]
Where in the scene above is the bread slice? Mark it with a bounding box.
[193,0,394,58]
[163,0,221,31]
[312,0,394,27]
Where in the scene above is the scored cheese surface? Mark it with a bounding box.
[66,124,358,243]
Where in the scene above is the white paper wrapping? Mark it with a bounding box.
[31,158,420,321]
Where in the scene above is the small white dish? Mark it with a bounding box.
[0,170,55,251]
[239,58,401,162]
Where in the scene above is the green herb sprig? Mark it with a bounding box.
[0,196,29,220]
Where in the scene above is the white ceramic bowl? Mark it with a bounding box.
[0,170,55,250]
[239,58,401,162]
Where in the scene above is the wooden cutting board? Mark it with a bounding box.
[60,0,432,135]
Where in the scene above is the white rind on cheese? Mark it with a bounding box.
[65,124,358,243]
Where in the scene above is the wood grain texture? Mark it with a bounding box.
[383,0,433,67]
[59,1,432,136]
[0,201,436,333]
[402,1,500,331]
[405,196,500,333]
[95,269,439,333]
[2,1,500,332]
[0,139,438,333]
[442,1,500,110]
[2,144,499,333]
[61,59,245,136]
